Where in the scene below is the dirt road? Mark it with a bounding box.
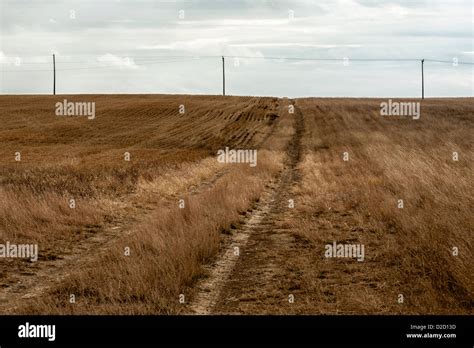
[189,103,318,314]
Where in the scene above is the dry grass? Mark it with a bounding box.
[0,95,471,315]
[292,98,473,314]
[0,95,286,313]
[20,151,283,314]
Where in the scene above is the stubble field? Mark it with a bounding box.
[0,95,472,314]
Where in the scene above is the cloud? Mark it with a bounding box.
[139,38,229,52]
[96,54,140,70]
[0,0,472,96]
[229,43,363,49]
[176,18,291,27]
[0,52,8,64]
[139,38,265,60]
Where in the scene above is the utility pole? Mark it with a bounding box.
[222,56,225,96]
[53,54,56,95]
[421,59,424,100]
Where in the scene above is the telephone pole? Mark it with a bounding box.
[421,59,424,99]
[222,56,225,96]
[53,54,56,95]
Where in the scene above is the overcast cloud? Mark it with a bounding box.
[0,0,472,96]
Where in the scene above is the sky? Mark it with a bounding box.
[0,0,473,97]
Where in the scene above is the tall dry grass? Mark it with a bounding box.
[293,98,473,314]
[0,95,287,313]
[18,151,284,314]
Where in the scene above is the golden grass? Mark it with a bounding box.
[292,98,473,314]
[1,95,471,315]
[17,151,284,314]
[0,95,286,314]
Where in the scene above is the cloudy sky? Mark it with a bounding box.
[0,0,472,96]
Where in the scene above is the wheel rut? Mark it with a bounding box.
[189,103,309,314]
[0,166,232,313]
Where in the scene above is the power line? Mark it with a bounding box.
[1,54,471,98]
[424,59,473,65]
[0,55,222,66]
[225,56,421,62]
[2,55,472,72]
[0,57,204,72]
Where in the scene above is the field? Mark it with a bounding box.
[0,95,472,314]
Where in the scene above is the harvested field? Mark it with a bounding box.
[0,95,472,314]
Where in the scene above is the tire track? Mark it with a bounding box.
[0,165,232,313]
[189,102,305,314]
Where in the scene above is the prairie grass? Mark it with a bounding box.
[293,98,473,314]
[0,95,286,313]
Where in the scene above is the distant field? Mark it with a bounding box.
[0,95,472,314]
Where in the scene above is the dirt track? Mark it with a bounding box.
[0,166,233,313]
[189,103,312,314]
[0,94,286,314]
